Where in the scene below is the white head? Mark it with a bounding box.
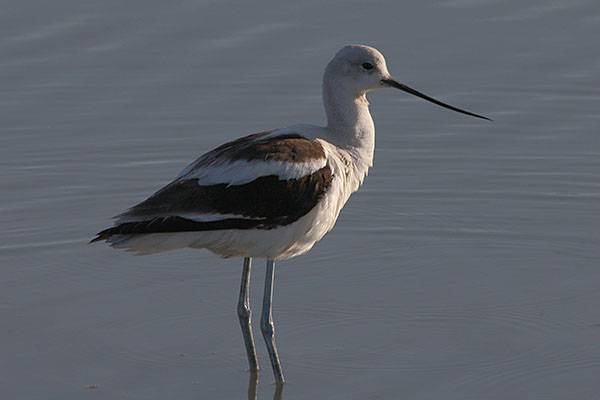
[324,44,491,120]
[324,45,392,95]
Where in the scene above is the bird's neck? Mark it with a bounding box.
[322,80,375,168]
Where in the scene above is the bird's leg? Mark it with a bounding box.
[260,259,285,384]
[238,257,258,371]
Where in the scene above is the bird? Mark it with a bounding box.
[91,44,490,385]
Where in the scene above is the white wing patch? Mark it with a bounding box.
[180,158,327,186]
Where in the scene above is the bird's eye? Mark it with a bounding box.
[362,62,374,70]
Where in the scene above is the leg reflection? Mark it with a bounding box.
[273,383,284,400]
[247,369,258,400]
[246,369,284,400]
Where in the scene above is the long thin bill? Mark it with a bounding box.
[382,78,492,121]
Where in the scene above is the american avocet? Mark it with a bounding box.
[92,44,489,384]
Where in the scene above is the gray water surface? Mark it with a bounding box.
[2,1,600,399]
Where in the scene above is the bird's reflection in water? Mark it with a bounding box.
[247,370,284,400]
[248,371,258,400]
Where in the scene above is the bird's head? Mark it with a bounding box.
[325,44,491,121]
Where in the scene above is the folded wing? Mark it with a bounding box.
[91,131,333,242]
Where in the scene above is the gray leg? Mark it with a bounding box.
[260,259,285,384]
[238,257,258,371]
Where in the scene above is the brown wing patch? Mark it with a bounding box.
[199,131,326,165]
[232,135,326,162]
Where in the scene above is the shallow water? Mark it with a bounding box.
[2,1,600,399]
